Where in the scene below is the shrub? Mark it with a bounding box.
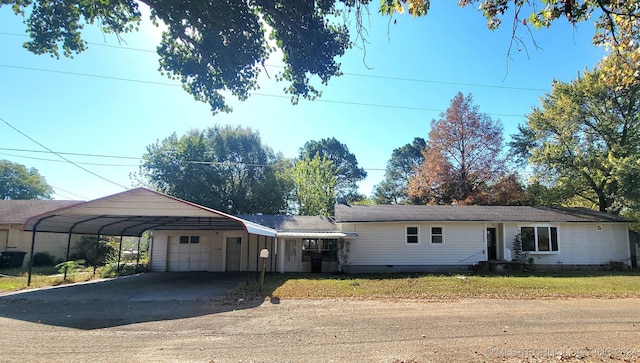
[70,235,117,266]
[32,252,56,267]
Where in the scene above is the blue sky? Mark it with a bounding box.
[0,2,605,201]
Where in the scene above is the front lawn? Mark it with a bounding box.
[245,272,640,301]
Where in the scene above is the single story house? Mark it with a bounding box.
[1,188,637,275]
[334,204,637,272]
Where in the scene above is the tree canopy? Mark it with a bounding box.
[0,159,53,200]
[372,137,426,205]
[291,154,337,216]
[509,57,640,214]
[6,0,638,113]
[409,92,506,204]
[138,125,292,214]
[298,137,366,200]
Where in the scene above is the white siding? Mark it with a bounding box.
[503,222,630,266]
[208,233,224,271]
[0,224,81,267]
[150,233,168,272]
[344,222,487,266]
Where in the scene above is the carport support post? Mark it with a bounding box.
[246,234,250,286]
[63,233,73,280]
[27,217,51,286]
[116,235,124,274]
[135,236,141,272]
[27,230,37,286]
[93,233,100,275]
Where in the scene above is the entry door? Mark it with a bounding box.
[284,239,300,272]
[486,228,497,260]
[225,236,242,271]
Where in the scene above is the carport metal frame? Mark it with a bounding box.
[23,188,277,285]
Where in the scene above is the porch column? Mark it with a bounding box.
[277,237,285,273]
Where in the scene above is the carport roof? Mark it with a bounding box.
[22,188,276,237]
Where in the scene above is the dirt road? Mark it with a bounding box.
[0,275,638,362]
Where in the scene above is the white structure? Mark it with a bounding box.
[2,189,636,274]
[335,204,633,272]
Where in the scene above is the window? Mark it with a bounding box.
[520,226,558,252]
[406,226,419,244]
[179,236,199,244]
[431,226,444,244]
[302,239,338,262]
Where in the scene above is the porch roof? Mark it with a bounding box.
[22,188,276,237]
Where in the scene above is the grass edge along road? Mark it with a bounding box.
[237,271,640,301]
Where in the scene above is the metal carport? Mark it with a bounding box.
[22,188,276,285]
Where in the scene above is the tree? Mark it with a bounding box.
[298,137,366,200]
[472,173,529,206]
[372,137,426,204]
[455,1,640,89]
[0,160,53,200]
[291,154,337,216]
[509,57,640,214]
[7,0,638,114]
[138,125,292,214]
[409,92,506,204]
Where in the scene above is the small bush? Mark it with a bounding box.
[32,252,56,267]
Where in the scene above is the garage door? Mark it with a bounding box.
[167,235,210,271]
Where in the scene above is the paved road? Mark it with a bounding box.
[0,273,639,362]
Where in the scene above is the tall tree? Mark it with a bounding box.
[291,154,337,216]
[409,92,506,204]
[372,137,426,204]
[0,160,53,200]
[6,0,637,113]
[139,125,292,214]
[299,137,366,200]
[509,57,640,214]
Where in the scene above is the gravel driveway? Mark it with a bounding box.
[0,273,639,362]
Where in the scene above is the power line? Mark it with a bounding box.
[0,151,139,167]
[0,31,550,93]
[0,118,129,189]
[0,64,181,87]
[0,64,528,118]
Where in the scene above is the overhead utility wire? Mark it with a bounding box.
[0,64,527,118]
[0,32,548,92]
[0,118,129,189]
[0,146,536,177]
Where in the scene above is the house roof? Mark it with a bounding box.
[334,204,630,223]
[20,188,276,237]
[0,200,82,224]
[236,215,338,232]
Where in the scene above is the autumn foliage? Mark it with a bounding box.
[409,92,509,205]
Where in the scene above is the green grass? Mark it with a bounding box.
[0,268,96,292]
[242,272,640,301]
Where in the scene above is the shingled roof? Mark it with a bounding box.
[236,215,338,232]
[0,200,82,224]
[334,204,630,223]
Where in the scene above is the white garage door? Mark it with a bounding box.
[167,235,210,271]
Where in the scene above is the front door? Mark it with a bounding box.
[486,228,497,260]
[225,236,242,271]
[283,239,299,272]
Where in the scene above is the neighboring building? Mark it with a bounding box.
[335,204,634,273]
[0,200,81,266]
[2,188,636,272]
